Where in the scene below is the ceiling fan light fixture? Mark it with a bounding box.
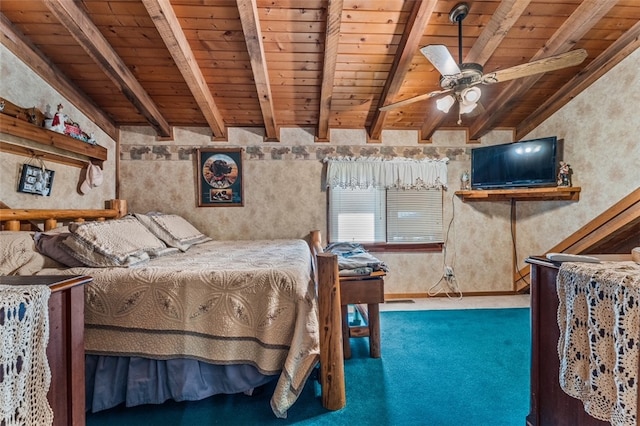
[459,101,478,115]
[436,95,455,113]
[461,86,481,104]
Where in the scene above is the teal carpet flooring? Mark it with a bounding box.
[86,308,530,425]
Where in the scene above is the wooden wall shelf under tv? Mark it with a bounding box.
[455,187,581,202]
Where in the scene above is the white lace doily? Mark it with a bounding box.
[0,284,53,426]
[557,261,639,426]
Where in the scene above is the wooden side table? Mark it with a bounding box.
[339,273,385,359]
[0,275,92,426]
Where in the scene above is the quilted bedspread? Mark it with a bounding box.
[41,238,319,418]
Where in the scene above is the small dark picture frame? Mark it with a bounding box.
[17,164,55,196]
[196,148,243,207]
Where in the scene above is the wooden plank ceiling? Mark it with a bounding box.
[1,0,639,142]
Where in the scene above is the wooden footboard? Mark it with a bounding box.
[0,208,346,412]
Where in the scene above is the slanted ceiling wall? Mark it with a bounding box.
[1,44,638,295]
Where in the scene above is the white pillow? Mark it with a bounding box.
[61,216,175,267]
[135,213,211,251]
[0,231,61,275]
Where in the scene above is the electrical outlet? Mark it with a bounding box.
[444,266,454,278]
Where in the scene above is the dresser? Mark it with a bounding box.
[0,275,91,426]
[525,256,638,426]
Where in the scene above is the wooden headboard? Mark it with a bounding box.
[0,199,127,231]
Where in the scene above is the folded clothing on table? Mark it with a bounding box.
[325,242,389,276]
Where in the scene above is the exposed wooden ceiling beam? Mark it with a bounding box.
[237,0,278,141]
[142,0,226,140]
[516,21,640,140]
[316,0,343,142]
[420,0,531,142]
[369,0,438,142]
[466,0,533,67]
[0,13,118,141]
[468,0,618,140]
[42,0,172,138]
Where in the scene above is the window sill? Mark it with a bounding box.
[361,242,444,253]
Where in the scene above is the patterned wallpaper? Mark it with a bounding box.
[120,142,467,163]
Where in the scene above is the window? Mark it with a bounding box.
[329,187,443,248]
[324,155,448,251]
[329,187,386,243]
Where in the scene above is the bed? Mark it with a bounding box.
[0,200,345,419]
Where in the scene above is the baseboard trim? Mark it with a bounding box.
[385,290,524,300]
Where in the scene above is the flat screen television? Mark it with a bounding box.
[470,136,558,189]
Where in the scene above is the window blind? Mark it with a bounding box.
[329,187,386,243]
[329,187,443,244]
[386,189,443,243]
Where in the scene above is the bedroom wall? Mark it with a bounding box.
[2,39,638,296]
[116,125,516,296]
[117,47,640,296]
[0,45,117,209]
[514,47,640,270]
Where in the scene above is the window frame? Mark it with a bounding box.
[326,187,445,253]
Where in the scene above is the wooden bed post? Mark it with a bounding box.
[105,199,127,217]
[316,252,346,410]
[310,230,323,254]
[309,230,323,283]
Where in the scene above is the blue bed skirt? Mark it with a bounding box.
[85,355,277,412]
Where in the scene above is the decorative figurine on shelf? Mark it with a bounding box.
[557,161,571,187]
[50,103,67,134]
[460,170,471,190]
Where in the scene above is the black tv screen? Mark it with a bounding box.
[470,136,558,189]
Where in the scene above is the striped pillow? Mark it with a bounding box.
[135,213,211,251]
[61,216,175,267]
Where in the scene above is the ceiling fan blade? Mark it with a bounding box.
[420,45,461,76]
[481,49,588,84]
[379,89,453,111]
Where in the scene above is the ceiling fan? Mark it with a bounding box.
[380,2,588,123]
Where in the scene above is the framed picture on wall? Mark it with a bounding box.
[17,163,55,196]
[196,147,243,207]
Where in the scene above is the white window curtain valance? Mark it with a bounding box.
[325,156,448,190]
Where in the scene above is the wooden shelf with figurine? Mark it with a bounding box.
[0,99,106,169]
[455,161,580,202]
[455,186,581,202]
